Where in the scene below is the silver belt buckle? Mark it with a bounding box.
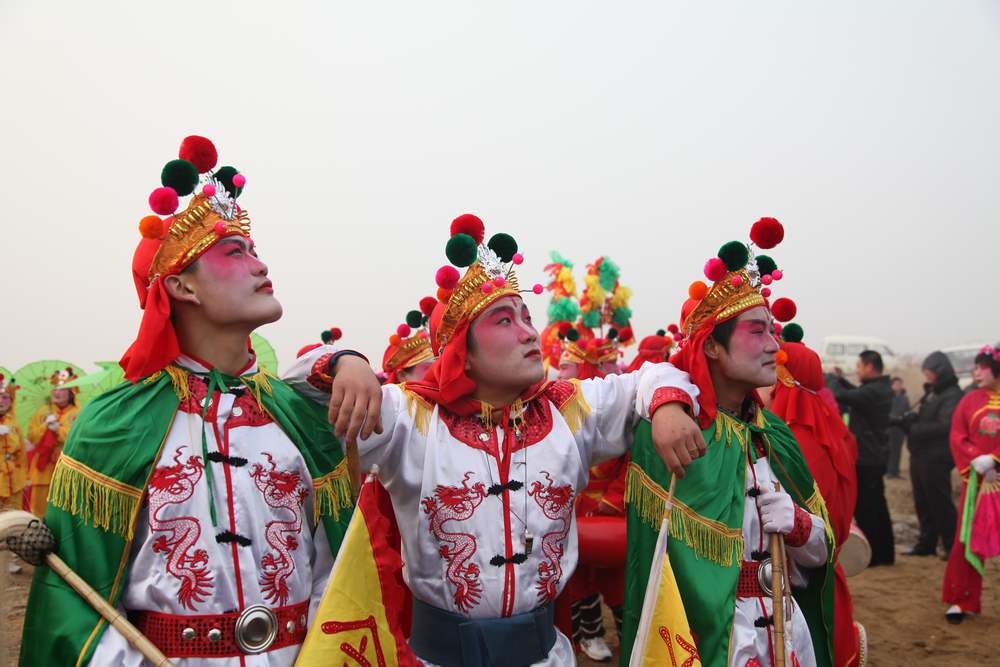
[234,604,278,654]
[756,558,774,597]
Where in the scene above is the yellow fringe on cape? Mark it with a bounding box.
[804,482,837,559]
[401,388,433,435]
[48,454,144,539]
[243,368,276,407]
[312,458,353,523]
[625,462,744,567]
[558,380,591,434]
[144,365,192,403]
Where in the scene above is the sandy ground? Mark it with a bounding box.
[3,453,995,666]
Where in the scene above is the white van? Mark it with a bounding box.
[820,336,899,375]
[942,343,989,388]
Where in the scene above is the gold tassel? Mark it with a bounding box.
[804,483,837,559]
[402,389,432,435]
[148,365,192,403]
[312,458,353,524]
[625,462,744,567]
[480,401,495,431]
[558,380,591,434]
[48,454,144,539]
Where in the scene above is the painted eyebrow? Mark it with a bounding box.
[485,304,517,317]
[218,237,255,252]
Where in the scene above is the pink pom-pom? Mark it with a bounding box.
[774,322,783,335]
[761,287,772,298]
[482,283,494,293]
[149,187,179,215]
[532,283,544,294]
[397,324,411,337]
[202,183,217,197]
[704,257,727,282]
[493,277,506,287]
[214,221,228,235]
[772,270,783,281]
[435,265,460,289]
[232,173,247,188]
[731,275,743,287]
[512,253,524,265]
[761,274,773,286]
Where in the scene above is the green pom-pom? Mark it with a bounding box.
[547,297,580,323]
[214,166,244,198]
[656,329,666,337]
[320,330,333,344]
[406,310,424,328]
[161,159,199,196]
[422,315,429,326]
[718,241,750,271]
[612,307,632,327]
[756,255,778,276]
[566,328,580,342]
[488,233,518,262]
[598,258,620,291]
[608,328,619,340]
[446,233,478,267]
[782,323,804,343]
[549,250,573,269]
[582,310,601,328]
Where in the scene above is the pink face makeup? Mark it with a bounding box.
[713,307,780,389]
[185,236,283,329]
[0,393,11,414]
[467,296,544,393]
[728,318,780,360]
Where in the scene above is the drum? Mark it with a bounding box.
[576,515,627,567]
[838,521,872,577]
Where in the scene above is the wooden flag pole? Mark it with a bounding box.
[770,482,786,667]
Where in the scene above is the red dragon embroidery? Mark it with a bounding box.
[421,472,489,612]
[251,452,309,606]
[528,471,575,603]
[148,447,213,610]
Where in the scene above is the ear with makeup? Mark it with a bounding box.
[163,273,201,306]
[704,337,723,361]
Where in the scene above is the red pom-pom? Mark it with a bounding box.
[138,215,164,239]
[771,297,797,322]
[761,274,773,286]
[688,281,709,300]
[330,327,343,340]
[618,326,634,343]
[667,324,679,334]
[493,277,506,287]
[532,283,544,294]
[450,214,485,245]
[397,324,411,337]
[435,265,460,289]
[761,287,772,298]
[149,187,179,215]
[704,257,727,282]
[482,282,494,293]
[419,296,437,316]
[772,269,783,281]
[750,217,784,249]
[437,286,453,302]
[512,253,524,265]
[179,135,218,173]
[557,322,572,335]
[214,221,228,235]
[774,322,783,335]
[232,173,246,188]
[731,275,743,287]
[389,334,402,346]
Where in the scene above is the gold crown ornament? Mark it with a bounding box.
[681,217,797,338]
[49,367,80,393]
[137,136,252,284]
[384,296,439,375]
[431,214,544,350]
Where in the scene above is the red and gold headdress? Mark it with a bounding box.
[120,136,251,382]
[0,374,18,401]
[49,367,80,394]
[382,297,437,383]
[626,328,678,372]
[297,327,344,359]
[674,217,796,426]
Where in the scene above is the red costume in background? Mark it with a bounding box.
[942,388,1000,613]
[772,341,860,667]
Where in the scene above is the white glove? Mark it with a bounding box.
[0,425,8,436]
[45,414,58,424]
[986,468,998,485]
[972,455,996,475]
[47,420,59,432]
[758,490,795,535]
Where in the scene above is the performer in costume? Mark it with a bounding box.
[20,136,378,666]
[942,345,1000,624]
[622,217,836,667]
[286,213,706,667]
[0,374,27,511]
[626,329,677,373]
[382,296,439,384]
[27,367,80,517]
[297,326,344,359]
[770,324,865,667]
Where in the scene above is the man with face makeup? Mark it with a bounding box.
[941,345,1000,624]
[622,218,835,667]
[287,215,703,666]
[26,368,80,517]
[21,136,380,666]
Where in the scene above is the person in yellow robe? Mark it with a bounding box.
[1,373,28,573]
[27,368,79,516]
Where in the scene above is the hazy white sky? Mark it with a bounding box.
[3,1,999,374]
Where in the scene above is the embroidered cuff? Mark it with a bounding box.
[308,353,336,392]
[785,506,813,547]
[649,387,694,417]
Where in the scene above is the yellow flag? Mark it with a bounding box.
[295,474,419,666]
[629,518,702,667]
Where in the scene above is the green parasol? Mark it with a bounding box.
[12,360,86,435]
[251,333,279,375]
[62,361,126,409]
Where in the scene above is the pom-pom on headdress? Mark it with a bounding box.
[49,367,80,394]
[297,327,343,359]
[431,213,542,351]
[0,374,18,401]
[382,296,436,382]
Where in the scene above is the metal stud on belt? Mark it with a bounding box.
[756,558,774,597]
[234,605,278,654]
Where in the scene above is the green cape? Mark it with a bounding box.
[19,366,353,667]
[621,409,836,667]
